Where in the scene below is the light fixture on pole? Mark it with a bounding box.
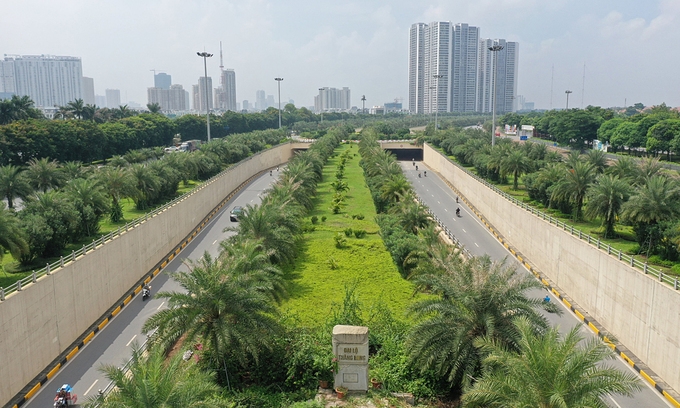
[488,44,504,147]
[361,95,366,114]
[275,77,283,129]
[565,90,572,110]
[197,51,213,142]
[433,74,443,133]
[318,87,324,123]
[429,86,436,125]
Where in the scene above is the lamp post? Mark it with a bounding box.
[488,44,504,147]
[361,95,366,114]
[429,86,435,126]
[433,74,443,133]
[565,90,572,110]
[197,51,213,142]
[318,87,324,123]
[275,77,283,129]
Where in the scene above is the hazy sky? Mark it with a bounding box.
[2,0,679,110]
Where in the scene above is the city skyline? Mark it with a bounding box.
[2,1,680,110]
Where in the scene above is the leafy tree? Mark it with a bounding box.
[0,201,28,261]
[25,157,64,193]
[0,164,32,209]
[597,117,624,143]
[585,175,632,238]
[20,190,80,258]
[646,119,680,160]
[91,344,221,408]
[550,161,597,221]
[550,109,603,149]
[64,178,109,237]
[610,122,642,153]
[143,254,281,372]
[462,317,640,408]
[129,163,160,210]
[406,256,550,395]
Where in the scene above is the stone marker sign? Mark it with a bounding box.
[332,325,369,391]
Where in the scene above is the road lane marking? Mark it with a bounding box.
[444,208,448,212]
[126,335,137,347]
[437,201,440,204]
[462,229,467,233]
[608,395,623,408]
[157,301,165,310]
[213,240,217,245]
[84,379,98,396]
[475,243,479,247]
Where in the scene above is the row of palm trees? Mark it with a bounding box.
[358,128,641,405]
[436,128,680,257]
[93,131,342,404]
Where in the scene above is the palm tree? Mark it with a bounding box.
[219,238,286,302]
[500,149,531,190]
[636,157,663,184]
[607,156,638,181]
[622,175,680,253]
[462,317,641,408]
[61,161,87,181]
[142,254,280,369]
[91,344,221,408]
[65,98,85,119]
[380,175,411,204]
[585,149,608,173]
[406,256,551,394]
[96,166,135,222]
[391,200,430,235]
[146,102,162,113]
[550,161,597,221]
[64,178,110,236]
[25,158,65,193]
[0,164,33,209]
[82,104,97,121]
[129,164,161,210]
[585,175,632,238]
[0,202,28,262]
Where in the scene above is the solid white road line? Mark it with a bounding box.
[213,240,217,245]
[157,301,165,310]
[474,243,479,247]
[462,229,467,233]
[84,380,98,396]
[126,335,137,347]
[608,395,623,408]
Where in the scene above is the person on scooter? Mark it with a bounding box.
[424,171,427,177]
[456,208,461,217]
[418,172,421,178]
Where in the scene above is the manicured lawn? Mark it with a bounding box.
[280,144,417,326]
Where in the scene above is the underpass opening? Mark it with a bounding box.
[384,148,422,161]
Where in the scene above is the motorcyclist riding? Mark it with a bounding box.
[456,208,461,217]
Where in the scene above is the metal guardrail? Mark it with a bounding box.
[0,144,294,302]
[417,197,473,260]
[439,152,680,290]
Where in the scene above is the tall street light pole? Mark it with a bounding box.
[433,74,443,133]
[361,95,366,114]
[318,87,324,123]
[197,51,213,142]
[565,90,572,110]
[489,44,504,147]
[275,77,283,129]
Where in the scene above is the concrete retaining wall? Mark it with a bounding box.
[423,143,680,394]
[0,144,293,406]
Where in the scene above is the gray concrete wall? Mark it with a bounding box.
[0,144,293,406]
[423,143,680,393]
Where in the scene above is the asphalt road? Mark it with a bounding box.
[404,161,672,408]
[23,170,279,408]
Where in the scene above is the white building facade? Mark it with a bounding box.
[315,87,351,111]
[477,39,519,114]
[0,54,83,107]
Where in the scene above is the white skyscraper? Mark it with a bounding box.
[197,76,213,112]
[0,54,83,107]
[409,23,427,114]
[451,23,479,112]
[255,90,266,110]
[105,89,121,109]
[477,39,519,114]
[215,69,237,111]
[423,21,452,114]
[82,77,95,106]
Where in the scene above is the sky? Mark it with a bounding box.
[2,0,679,110]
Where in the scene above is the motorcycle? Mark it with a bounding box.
[456,208,461,217]
[142,285,151,301]
[54,384,76,407]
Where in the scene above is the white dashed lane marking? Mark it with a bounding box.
[126,335,137,347]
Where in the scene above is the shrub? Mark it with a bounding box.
[351,213,365,220]
[354,229,367,239]
[311,215,318,224]
[648,255,674,267]
[344,228,353,237]
[334,233,347,248]
[327,257,339,270]
[321,216,327,222]
[671,264,680,275]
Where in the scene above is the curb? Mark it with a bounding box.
[438,175,680,408]
[8,169,268,408]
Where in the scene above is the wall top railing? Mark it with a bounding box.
[430,144,680,291]
[0,143,291,302]
[416,197,473,260]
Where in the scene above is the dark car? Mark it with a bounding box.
[230,206,243,222]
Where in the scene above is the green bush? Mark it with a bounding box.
[647,255,675,267]
[321,216,327,222]
[352,213,365,220]
[344,228,353,237]
[310,215,318,224]
[334,233,347,248]
[354,229,367,239]
[671,264,680,274]
[627,245,640,255]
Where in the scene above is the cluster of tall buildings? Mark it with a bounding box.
[315,87,351,112]
[148,73,190,111]
[409,22,518,115]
